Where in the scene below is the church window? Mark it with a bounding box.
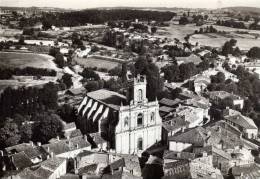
[150,112,155,122]
[137,137,143,150]
[138,89,143,101]
[137,113,143,126]
[124,117,129,127]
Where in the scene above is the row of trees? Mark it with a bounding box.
[216,20,247,29]
[194,26,218,34]
[210,65,260,127]
[0,82,58,118]
[162,59,211,82]
[37,9,176,28]
[0,112,64,149]
[0,67,57,80]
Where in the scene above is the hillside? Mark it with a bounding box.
[222,6,260,15]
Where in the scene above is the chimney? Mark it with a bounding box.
[57,136,60,141]
[0,150,3,157]
[47,146,50,153]
[37,142,41,147]
[29,141,34,147]
[51,152,54,158]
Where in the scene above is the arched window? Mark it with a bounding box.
[137,113,143,126]
[150,112,155,122]
[137,137,143,150]
[124,117,129,127]
[138,89,143,102]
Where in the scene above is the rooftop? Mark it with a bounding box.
[87,89,126,110]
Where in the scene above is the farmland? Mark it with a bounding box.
[158,23,260,51]
[0,52,58,70]
[74,55,124,70]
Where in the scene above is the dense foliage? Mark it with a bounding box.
[0,82,58,118]
[37,9,176,28]
[0,67,57,79]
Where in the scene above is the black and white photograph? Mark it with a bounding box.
[0,0,260,178]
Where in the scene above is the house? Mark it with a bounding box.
[164,154,223,179]
[63,122,77,137]
[230,163,260,179]
[42,135,92,158]
[168,127,206,152]
[19,156,67,179]
[89,132,107,151]
[193,75,211,94]
[223,108,258,139]
[176,54,202,65]
[5,142,48,166]
[207,91,244,110]
[78,75,162,155]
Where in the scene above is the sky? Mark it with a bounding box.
[1,0,260,9]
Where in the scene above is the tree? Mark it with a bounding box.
[18,35,25,45]
[61,73,73,89]
[222,39,237,56]
[81,68,100,81]
[57,104,77,123]
[54,53,66,68]
[247,47,260,59]
[40,82,58,109]
[179,63,198,81]
[33,112,63,144]
[85,80,104,92]
[151,26,157,34]
[162,64,180,82]
[20,123,33,143]
[211,72,225,83]
[198,59,210,71]
[179,16,189,25]
[0,118,21,149]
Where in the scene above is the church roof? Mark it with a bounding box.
[87,89,126,110]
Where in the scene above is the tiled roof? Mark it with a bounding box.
[117,154,141,172]
[162,116,188,132]
[208,91,241,100]
[41,157,66,171]
[42,136,91,155]
[87,89,126,110]
[168,127,207,146]
[78,163,98,175]
[64,122,76,130]
[159,106,174,113]
[5,143,33,154]
[225,114,258,129]
[232,164,260,178]
[89,132,106,145]
[11,152,33,169]
[164,151,196,160]
[110,158,125,170]
[69,129,83,138]
[60,173,80,179]
[159,98,182,107]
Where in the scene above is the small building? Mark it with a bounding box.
[207,91,244,110]
[223,108,258,139]
[176,54,202,65]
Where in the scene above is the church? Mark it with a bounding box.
[77,75,162,154]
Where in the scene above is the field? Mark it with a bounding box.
[74,56,122,70]
[159,23,260,51]
[0,52,58,70]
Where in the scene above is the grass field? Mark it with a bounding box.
[159,24,260,50]
[0,52,58,70]
[190,33,260,50]
[74,56,121,70]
